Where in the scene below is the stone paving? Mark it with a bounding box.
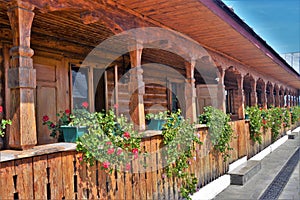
[214,134,300,200]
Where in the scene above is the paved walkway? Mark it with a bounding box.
[214,134,300,200]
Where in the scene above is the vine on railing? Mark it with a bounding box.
[198,106,233,161]
[150,110,202,200]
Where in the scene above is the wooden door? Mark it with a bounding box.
[34,56,69,144]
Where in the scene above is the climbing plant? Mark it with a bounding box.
[198,106,233,161]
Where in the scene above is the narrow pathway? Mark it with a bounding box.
[214,135,300,200]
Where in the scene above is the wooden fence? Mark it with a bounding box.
[0,120,298,199]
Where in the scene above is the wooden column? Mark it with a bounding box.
[217,67,226,113]
[128,43,145,130]
[250,78,257,106]
[184,59,197,122]
[7,1,37,149]
[274,87,280,107]
[262,83,267,109]
[237,75,245,119]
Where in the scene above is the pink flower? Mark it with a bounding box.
[0,106,3,113]
[123,132,130,139]
[106,141,112,145]
[65,109,71,114]
[114,104,119,109]
[117,148,123,155]
[102,161,110,169]
[50,123,55,128]
[107,148,115,154]
[162,173,166,179]
[42,115,49,122]
[193,156,197,161]
[82,101,89,109]
[125,163,131,171]
[132,148,138,154]
[134,154,138,159]
[78,156,83,161]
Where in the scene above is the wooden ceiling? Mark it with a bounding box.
[0,0,299,89]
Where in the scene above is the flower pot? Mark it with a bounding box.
[60,126,87,142]
[245,114,249,120]
[146,119,166,130]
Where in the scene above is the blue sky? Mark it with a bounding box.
[223,0,300,54]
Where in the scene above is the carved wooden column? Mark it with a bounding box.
[237,75,245,119]
[217,67,226,113]
[184,59,197,122]
[274,87,280,107]
[250,78,257,106]
[262,82,267,109]
[128,43,145,130]
[7,1,37,150]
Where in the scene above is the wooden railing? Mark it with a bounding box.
[0,120,298,199]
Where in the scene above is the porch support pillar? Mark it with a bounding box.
[237,75,245,119]
[262,83,267,109]
[184,59,197,123]
[128,43,145,130]
[217,67,226,113]
[7,0,37,150]
[275,87,280,107]
[250,78,257,106]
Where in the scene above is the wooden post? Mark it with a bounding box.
[274,87,280,107]
[217,67,226,113]
[237,75,245,119]
[262,82,267,109]
[250,78,257,106]
[128,43,145,130]
[7,0,37,149]
[185,59,197,122]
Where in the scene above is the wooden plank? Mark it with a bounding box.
[0,161,15,199]
[98,164,108,200]
[61,151,75,199]
[144,138,153,200]
[48,153,63,199]
[124,170,133,200]
[76,153,88,199]
[116,171,125,200]
[15,158,34,199]
[150,136,158,200]
[33,155,48,199]
[139,141,147,200]
[157,136,164,199]
[87,164,98,199]
[107,169,116,200]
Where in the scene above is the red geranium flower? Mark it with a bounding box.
[123,132,130,139]
[117,148,123,155]
[107,148,115,155]
[65,109,71,114]
[132,148,138,154]
[0,106,3,113]
[42,115,49,122]
[125,163,131,171]
[50,123,56,128]
[106,141,112,146]
[114,104,119,109]
[102,161,110,169]
[82,101,89,109]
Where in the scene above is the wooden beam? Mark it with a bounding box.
[7,0,37,150]
[128,44,145,130]
[185,59,197,122]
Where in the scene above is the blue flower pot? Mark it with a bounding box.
[60,126,87,142]
[146,119,166,130]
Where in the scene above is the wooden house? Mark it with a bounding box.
[0,0,299,199]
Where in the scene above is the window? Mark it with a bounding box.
[245,90,251,107]
[71,66,89,109]
[225,89,234,114]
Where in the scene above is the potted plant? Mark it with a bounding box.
[145,111,169,130]
[0,106,12,149]
[43,102,89,142]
